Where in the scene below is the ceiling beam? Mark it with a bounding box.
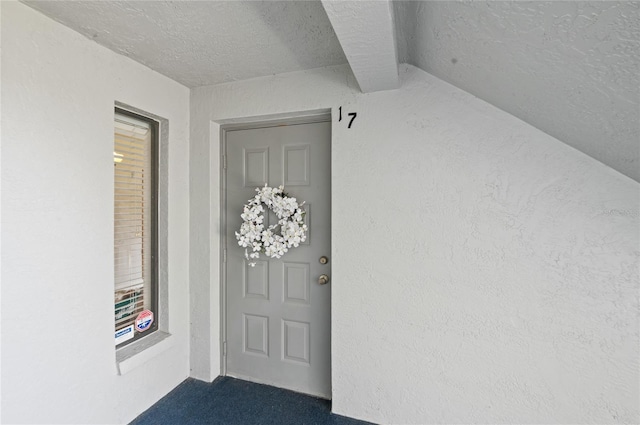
[322,0,399,93]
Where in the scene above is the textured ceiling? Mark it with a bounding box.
[23,0,347,88]
[395,1,640,182]
[23,0,639,181]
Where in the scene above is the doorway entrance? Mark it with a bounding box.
[222,115,332,398]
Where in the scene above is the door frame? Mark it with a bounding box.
[219,110,332,378]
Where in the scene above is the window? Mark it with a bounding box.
[114,108,159,348]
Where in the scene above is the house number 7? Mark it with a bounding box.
[338,106,357,129]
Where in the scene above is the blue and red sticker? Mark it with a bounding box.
[135,310,154,332]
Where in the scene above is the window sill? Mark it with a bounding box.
[116,331,173,375]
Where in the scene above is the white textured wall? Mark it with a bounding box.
[1,2,190,424]
[395,1,640,182]
[190,64,639,424]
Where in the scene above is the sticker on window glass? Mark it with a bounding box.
[115,325,134,345]
[135,310,154,332]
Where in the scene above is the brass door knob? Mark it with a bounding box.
[318,274,330,285]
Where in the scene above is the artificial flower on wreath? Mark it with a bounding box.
[235,184,307,266]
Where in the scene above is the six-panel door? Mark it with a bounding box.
[225,120,331,398]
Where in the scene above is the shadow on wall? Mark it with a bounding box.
[393,0,640,182]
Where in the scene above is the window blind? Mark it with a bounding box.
[114,114,153,332]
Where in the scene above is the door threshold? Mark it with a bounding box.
[225,372,332,400]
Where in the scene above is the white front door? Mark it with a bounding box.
[224,118,332,398]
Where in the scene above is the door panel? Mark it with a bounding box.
[225,120,331,398]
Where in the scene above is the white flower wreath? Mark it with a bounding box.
[235,184,307,266]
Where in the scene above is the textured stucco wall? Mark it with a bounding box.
[190,64,639,424]
[1,2,190,424]
[395,1,640,182]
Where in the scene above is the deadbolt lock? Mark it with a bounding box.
[318,274,330,285]
[319,256,329,264]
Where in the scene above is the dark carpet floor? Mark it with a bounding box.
[130,377,375,425]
